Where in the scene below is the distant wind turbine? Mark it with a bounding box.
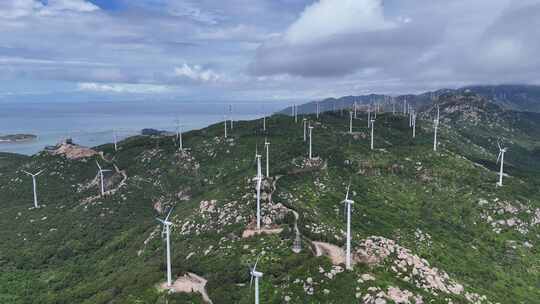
[224,115,228,138]
[370,119,375,150]
[157,208,174,287]
[96,161,111,196]
[303,118,307,142]
[229,104,234,129]
[433,106,440,152]
[342,184,354,270]
[113,130,118,151]
[264,139,270,178]
[496,141,508,187]
[255,147,263,230]
[308,125,314,160]
[294,104,298,123]
[175,119,183,151]
[316,102,320,119]
[412,112,417,138]
[22,170,44,208]
[349,111,353,134]
[249,256,263,304]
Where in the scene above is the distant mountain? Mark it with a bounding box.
[280,85,540,116]
[460,85,540,112]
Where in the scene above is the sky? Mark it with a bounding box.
[0,0,539,103]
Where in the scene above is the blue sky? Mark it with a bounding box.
[0,0,539,103]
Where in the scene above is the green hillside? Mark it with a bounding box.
[0,92,539,304]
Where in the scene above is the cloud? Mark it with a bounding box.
[174,63,222,83]
[77,82,171,94]
[0,0,98,19]
[250,0,440,78]
[284,0,395,44]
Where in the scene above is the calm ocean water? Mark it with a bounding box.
[0,100,291,155]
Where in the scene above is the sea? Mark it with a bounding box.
[0,100,292,155]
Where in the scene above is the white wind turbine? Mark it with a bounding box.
[255,147,263,230]
[342,184,354,270]
[264,139,270,178]
[496,141,508,187]
[249,256,263,304]
[229,104,234,129]
[412,112,417,138]
[96,161,112,196]
[294,104,298,123]
[22,170,44,208]
[370,119,375,150]
[224,115,228,138]
[113,129,118,151]
[303,118,307,141]
[157,208,175,287]
[175,119,183,151]
[433,105,440,152]
[263,115,266,131]
[308,125,314,160]
[316,102,320,119]
[349,110,353,134]
[367,105,371,128]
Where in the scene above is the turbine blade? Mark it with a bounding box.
[156,218,165,224]
[22,170,31,176]
[35,170,44,176]
[254,255,261,270]
[496,152,501,164]
[249,273,254,289]
[165,207,175,221]
[96,161,102,170]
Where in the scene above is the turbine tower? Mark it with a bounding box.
[412,112,417,138]
[113,130,118,151]
[224,115,228,138]
[255,148,263,230]
[303,118,307,141]
[250,256,263,304]
[175,119,183,151]
[349,111,353,134]
[157,208,174,287]
[229,104,234,129]
[264,140,270,178]
[308,125,314,160]
[294,104,298,123]
[433,105,440,152]
[496,142,508,187]
[370,119,375,150]
[316,102,320,119]
[96,161,111,196]
[22,170,44,208]
[342,184,354,270]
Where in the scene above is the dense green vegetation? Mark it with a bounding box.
[0,92,539,303]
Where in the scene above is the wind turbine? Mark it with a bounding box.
[249,256,263,304]
[496,141,508,187]
[175,119,183,151]
[308,125,314,159]
[370,119,375,150]
[229,104,234,129]
[96,161,112,196]
[224,115,228,138]
[349,111,353,134]
[264,140,270,178]
[433,105,440,152]
[367,105,371,128]
[157,208,175,287]
[22,170,44,208]
[263,115,266,131]
[113,130,118,151]
[294,104,298,123]
[342,184,354,270]
[255,149,262,230]
[316,102,320,119]
[412,112,417,138]
[302,118,307,142]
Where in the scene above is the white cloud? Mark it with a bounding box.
[174,63,222,83]
[285,0,395,45]
[0,0,98,19]
[77,82,171,94]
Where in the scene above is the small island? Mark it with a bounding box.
[0,134,37,143]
